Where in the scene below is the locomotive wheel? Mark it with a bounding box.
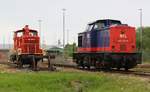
[87,65,90,70]
[117,67,121,70]
[78,60,84,69]
[32,56,37,71]
[95,61,101,70]
[125,67,129,71]
[10,54,16,63]
[83,56,91,70]
[124,61,129,71]
[48,55,53,71]
[81,61,85,69]
[102,60,111,70]
[86,59,91,70]
[48,56,51,70]
[76,59,80,68]
[17,55,23,68]
[117,62,121,70]
[76,60,83,69]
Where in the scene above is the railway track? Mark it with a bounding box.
[53,63,150,78]
[0,61,150,78]
[106,69,150,78]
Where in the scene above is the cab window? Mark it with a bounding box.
[29,31,37,36]
[93,22,105,30]
[16,32,23,37]
[78,36,82,47]
[86,24,94,31]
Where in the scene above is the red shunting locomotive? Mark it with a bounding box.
[14,25,42,55]
[73,19,142,70]
[9,25,52,70]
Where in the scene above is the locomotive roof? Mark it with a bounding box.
[15,29,38,33]
[88,19,121,25]
[14,25,38,33]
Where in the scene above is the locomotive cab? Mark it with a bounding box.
[86,19,121,31]
[78,19,123,52]
[14,25,42,55]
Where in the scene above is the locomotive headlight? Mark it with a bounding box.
[132,45,135,49]
[17,48,22,55]
[42,49,46,56]
[120,31,127,38]
[112,46,115,50]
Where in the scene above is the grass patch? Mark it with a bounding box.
[0,71,149,92]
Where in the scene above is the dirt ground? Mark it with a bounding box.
[0,49,149,81]
[137,63,150,68]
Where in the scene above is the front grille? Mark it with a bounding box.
[26,44,36,54]
[29,45,35,53]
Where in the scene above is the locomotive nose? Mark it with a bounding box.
[110,26,136,52]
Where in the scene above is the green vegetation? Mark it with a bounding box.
[0,71,149,92]
[136,27,150,62]
[64,43,77,57]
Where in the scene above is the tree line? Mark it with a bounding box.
[137,27,150,62]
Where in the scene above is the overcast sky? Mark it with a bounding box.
[0,0,149,45]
